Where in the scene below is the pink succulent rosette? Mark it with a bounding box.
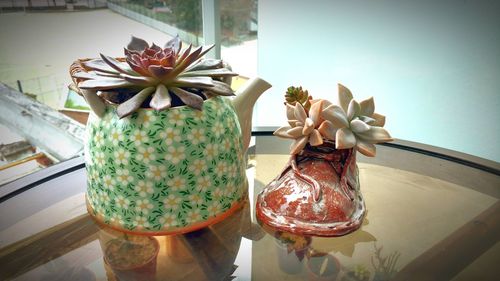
[256,84,392,236]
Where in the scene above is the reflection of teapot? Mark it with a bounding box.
[98,200,261,281]
[72,46,271,234]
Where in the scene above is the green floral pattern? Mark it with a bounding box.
[84,96,246,233]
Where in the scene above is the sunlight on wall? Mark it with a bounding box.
[257,0,500,161]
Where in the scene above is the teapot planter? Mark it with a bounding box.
[70,36,271,235]
[83,78,270,235]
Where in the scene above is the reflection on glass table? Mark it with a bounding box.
[0,135,498,281]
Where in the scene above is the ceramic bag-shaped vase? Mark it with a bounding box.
[255,84,392,237]
[256,142,365,236]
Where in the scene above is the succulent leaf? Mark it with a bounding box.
[169,87,204,110]
[186,59,223,72]
[287,127,304,138]
[338,83,353,112]
[116,87,155,118]
[371,113,386,127]
[72,71,99,80]
[120,74,155,85]
[360,97,375,117]
[294,103,307,122]
[173,77,214,88]
[347,99,361,120]
[148,65,173,79]
[78,78,133,90]
[302,118,315,135]
[290,136,309,155]
[309,130,323,146]
[350,119,370,133]
[149,84,171,110]
[322,105,348,128]
[357,127,393,143]
[81,89,106,118]
[127,36,149,51]
[318,120,337,140]
[356,139,376,157]
[274,126,293,138]
[336,127,356,149]
[83,59,120,74]
[164,35,182,54]
[100,54,134,75]
[309,100,323,125]
[359,116,376,125]
[199,80,234,96]
[179,68,237,77]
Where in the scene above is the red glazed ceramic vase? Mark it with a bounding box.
[256,141,365,236]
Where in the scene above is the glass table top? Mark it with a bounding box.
[0,135,499,281]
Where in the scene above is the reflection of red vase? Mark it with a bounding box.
[306,253,341,281]
[274,234,312,275]
[104,236,159,281]
[257,142,365,236]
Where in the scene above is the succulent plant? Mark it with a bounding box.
[320,84,391,156]
[284,86,312,111]
[274,84,392,157]
[71,36,237,118]
[274,101,324,155]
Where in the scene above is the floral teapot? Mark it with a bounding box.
[70,36,271,235]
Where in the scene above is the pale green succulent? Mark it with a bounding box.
[274,84,392,157]
[70,36,237,118]
[319,84,392,156]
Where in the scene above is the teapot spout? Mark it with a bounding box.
[232,77,272,152]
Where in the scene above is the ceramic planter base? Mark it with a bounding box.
[256,143,365,237]
[87,195,246,236]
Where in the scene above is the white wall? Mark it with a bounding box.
[256,0,500,162]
